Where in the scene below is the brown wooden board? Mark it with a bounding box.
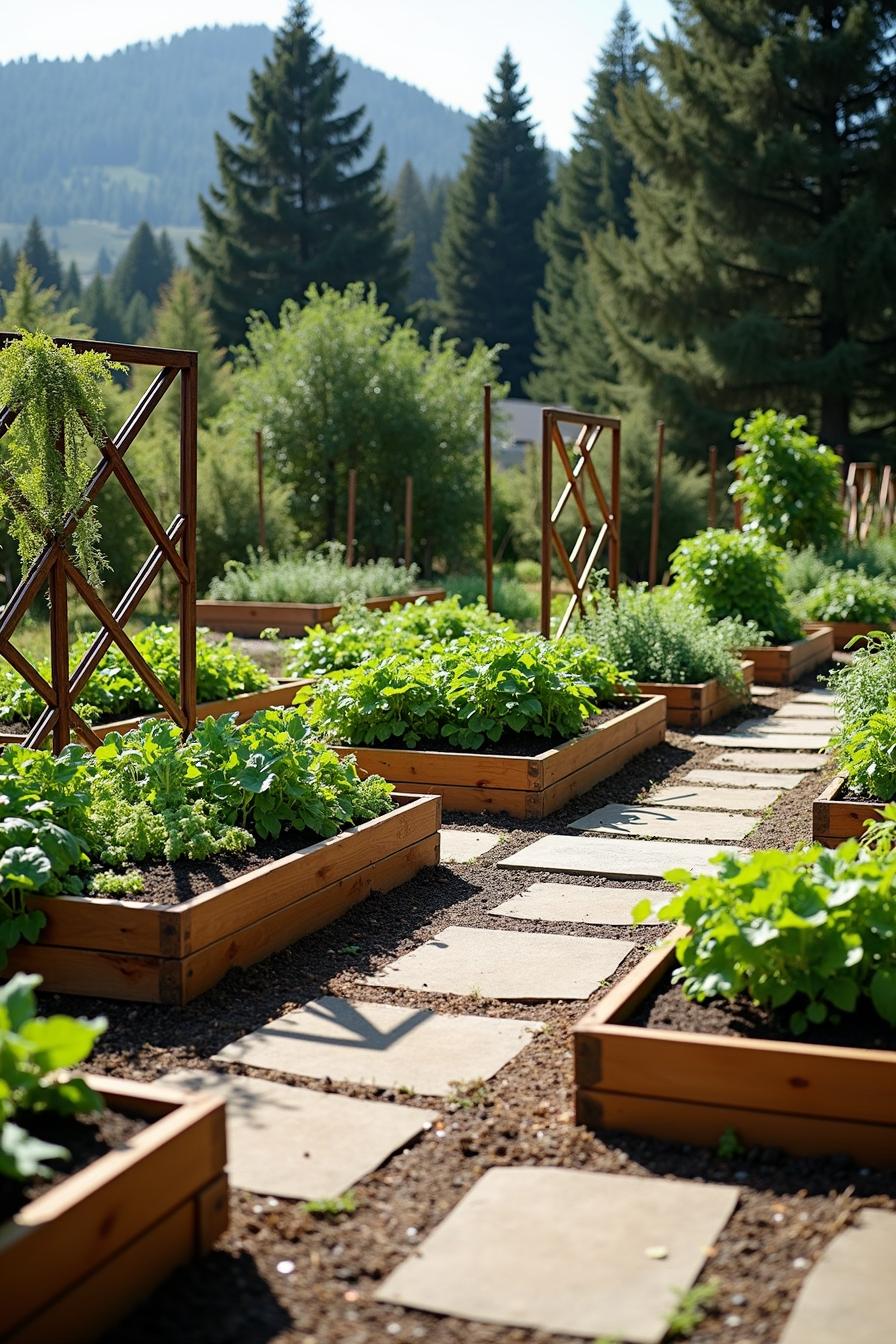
[196,589,447,637]
[0,1075,227,1343]
[93,677,309,737]
[330,696,666,818]
[813,774,885,847]
[804,619,896,651]
[573,937,896,1167]
[5,794,441,1004]
[636,661,754,728]
[738,625,834,687]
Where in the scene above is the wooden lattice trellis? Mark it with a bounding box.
[540,408,621,638]
[0,333,197,752]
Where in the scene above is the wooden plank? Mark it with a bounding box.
[805,619,896,651]
[4,943,165,1000]
[16,892,169,955]
[740,627,834,686]
[340,743,537,790]
[535,716,667,816]
[813,774,883,846]
[538,697,665,788]
[196,1173,230,1251]
[195,589,446,637]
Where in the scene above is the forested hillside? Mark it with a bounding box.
[0,25,472,226]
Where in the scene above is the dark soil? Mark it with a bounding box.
[0,1108,146,1222]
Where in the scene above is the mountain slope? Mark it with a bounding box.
[0,25,472,227]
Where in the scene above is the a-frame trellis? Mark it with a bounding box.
[0,334,197,752]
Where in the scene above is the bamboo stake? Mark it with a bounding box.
[648,420,665,589]
[483,383,494,611]
[255,430,266,552]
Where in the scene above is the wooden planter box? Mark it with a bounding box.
[637,661,754,728]
[813,774,886,846]
[574,936,896,1167]
[331,696,666,818]
[738,624,833,686]
[0,1075,227,1344]
[6,794,441,1005]
[804,619,896,651]
[93,677,308,738]
[196,588,447,638]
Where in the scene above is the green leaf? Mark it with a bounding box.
[870,968,896,1025]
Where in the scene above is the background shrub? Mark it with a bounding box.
[730,409,842,551]
[669,528,802,643]
[208,543,420,604]
[800,569,896,624]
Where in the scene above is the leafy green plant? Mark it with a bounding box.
[828,632,896,799]
[298,633,632,750]
[730,409,842,551]
[445,573,539,623]
[301,1190,357,1217]
[0,972,106,1181]
[0,330,124,583]
[635,825,896,1033]
[783,536,896,595]
[716,1127,745,1160]
[664,1280,719,1338]
[207,541,420,604]
[800,569,896,624]
[669,528,802,643]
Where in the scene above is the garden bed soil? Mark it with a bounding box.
[329,695,667,818]
[804,618,896,651]
[0,1075,227,1344]
[636,660,754,728]
[196,588,448,638]
[813,773,886,846]
[739,624,834,686]
[573,935,896,1167]
[5,793,441,1005]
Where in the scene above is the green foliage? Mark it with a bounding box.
[635,827,896,1034]
[669,529,802,644]
[1,257,93,341]
[298,633,632,749]
[783,537,896,596]
[286,596,514,677]
[0,972,106,1181]
[445,574,538,624]
[716,1127,744,1161]
[664,1281,718,1338]
[0,330,123,583]
[800,569,896,625]
[89,870,144,896]
[828,633,896,801]
[583,584,758,692]
[730,410,843,552]
[302,1190,357,1217]
[208,544,419,604]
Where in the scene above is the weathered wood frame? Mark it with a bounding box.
[6,793,441,1003]
[804,619,896,651]
[196,588,447,638]
[813,774,885,847]
[637,661,754,729]
[0,333,198,750]
[739,625,834,686]
[574,935,896,1167]
[0,1076,227,1343]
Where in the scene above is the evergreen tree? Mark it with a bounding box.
[0,240,15,293]
[592,0,896,457]
[20,217,62,290]
[394,160,437,303]
[62,259,82,303]
[0,256,92,337]
[112,221,174,309]
[78,275,126,343]
[146,270,229,426]
[528,3,646,406]
[433,50,550,393]
[95,246,113,277]
[190,1,407,346]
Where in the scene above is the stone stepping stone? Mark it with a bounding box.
[778,1209,896,1344]
[794,689,836,703]
[570,803,757,843]
[774,702,840,719]
[750,684,778,697]
[162,1069,437,1200]
[686,767,805,790]
[376,1166,739,1343]
[440,829,501,864]
[490,882,663,926]
[213,996,542,1096]
[500,835,747,880]
[649,783,780,812]
[733,717,835,736]
[699,732,828,751]
[712,749,827,771]
[365,925,633,1002]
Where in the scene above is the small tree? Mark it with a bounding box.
[730,409,843,552]
[1,258,92,339]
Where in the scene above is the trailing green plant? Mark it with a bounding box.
[828,632,896,799]
[0,330,125,583]
[799,568,896,625]
[0,971,106,1181]
[634,820,896,1034]
[207,542,420,604]
[297,632,633,749]
[669,528,802,643]
[285,596,515,677]
[730,409,843,552]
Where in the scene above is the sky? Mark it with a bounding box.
[0,1,673,149]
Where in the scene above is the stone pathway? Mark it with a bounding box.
[777,1209,896,1344]
[439,828,503,863]
[491,882,662,925]
[685,766,806,789]
[570,802,758,841]
[649,782,781,810]
[712,748,828,770]
[501,833,748,878]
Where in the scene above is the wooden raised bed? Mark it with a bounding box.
[738,624,833,686]
[637,661,754,728]
[573,935,896,1167]
[0,1075,227,1344]
[196,588,447,638]
[93,677,308,737]
[6,793,440,1004]
[331,696,666,818]
[804,619,896,651]
[813,774,885,846]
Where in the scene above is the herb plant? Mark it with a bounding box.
[799,569,896,624]
[783,536,896,595]
[207,542,420,604]
[828,632,896,799]
[1,972,106,1181]
[730,409,842,552]
[669,529,802,644]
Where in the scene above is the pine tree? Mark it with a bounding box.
[0,240,15,292]
[62,259,82,303]
[528,3,646,406]
[433,51,550,393]
[0,256,92,337]
[147,270,229,426]
[394,161,436,303]
[112,221,174,309]
[592,1,896,457]
[95,246,113,277]
[78,275,126,343]
[189,0,407,347]
[20,217,63,290]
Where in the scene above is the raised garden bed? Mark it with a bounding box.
[804,619,896,651]
[196,589,447,638]
[0,1075,227,1343]
[93,677,309,738]
[573,935,896,1167]
[813,774,885,847]
[329,696,666,818]
[6,793,440,1004]
[636,661,754,728]
[738,624,834,686]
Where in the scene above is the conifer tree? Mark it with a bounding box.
[592,0,896,456]
[0,257,92,337]
[78,275,126,343]
[95,246,113,277]
[433,50,550,392]
[528,3,646,406]
[394,161,437,303]
[0,240,15,293]
[148,270,229,426]
[190,1,406,346]
[20,217,62,290]
[112,221,174,309]
[62,259,82,303]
